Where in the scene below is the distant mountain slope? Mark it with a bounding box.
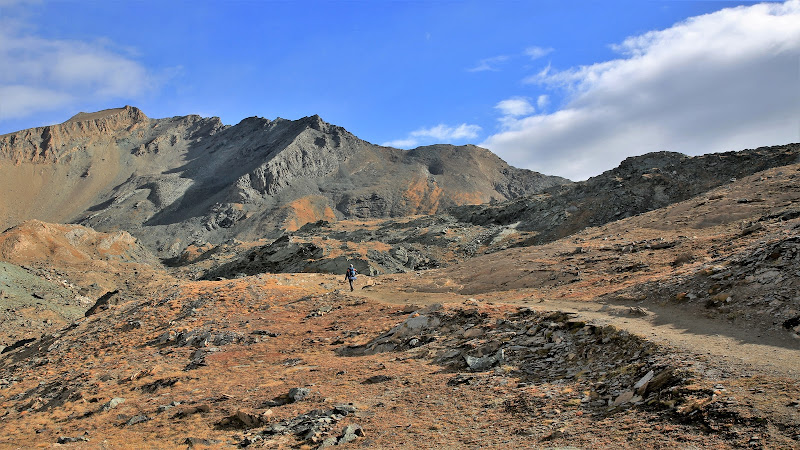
[451,144,800,245]
[0,106,569,257]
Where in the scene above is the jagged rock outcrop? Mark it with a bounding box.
[1,107,568,257]
[202,215,534,279]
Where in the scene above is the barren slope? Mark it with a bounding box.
[0,221,169,347]
[362,164,800,373]
[1,271,798,449]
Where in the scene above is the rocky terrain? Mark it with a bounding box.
[200,215,538,280]
[0,109,799,448]
[450,144,800,245]
[201,143,800,282]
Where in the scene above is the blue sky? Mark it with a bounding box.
[1,0,798,180]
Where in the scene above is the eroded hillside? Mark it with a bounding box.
[0,221,171,347]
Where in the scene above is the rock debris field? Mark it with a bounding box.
[1,269,799,448]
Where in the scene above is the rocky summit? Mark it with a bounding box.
[1,108,800,449]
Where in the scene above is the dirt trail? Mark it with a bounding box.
[354,283,800,379]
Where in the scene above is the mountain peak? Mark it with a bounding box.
[0,108,570,257]
[297,114,327,132]
[64,105,147,124]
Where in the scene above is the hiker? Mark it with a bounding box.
[344,264,357,291]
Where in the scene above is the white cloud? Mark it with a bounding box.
[467,55,509,72]
[382,138,419,148]
[524,46,553,60]
[495,97,535,117]
[412,123,481,140]
[536,95,549,111]
[383,123,482,149]
[483,0,800,181]
[0,20,156,121]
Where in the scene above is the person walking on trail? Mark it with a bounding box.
[344,264,357,291]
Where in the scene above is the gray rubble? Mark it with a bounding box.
[339,306,684,411]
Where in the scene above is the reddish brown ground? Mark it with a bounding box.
[1,269,798,449]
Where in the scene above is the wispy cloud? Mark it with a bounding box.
[469,45,553,73]
[0,15,158,121]
[524,46,553,60]
[412,123,481,140]
[483,0,800,181]
[0,85,74,120]
[467,55,510,72]
[467,46,554,72]
[495,97,535,118]
[536,95,549,111]
[383,123,482,149]
[382,137,419,148]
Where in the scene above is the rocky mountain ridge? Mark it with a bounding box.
[0,107,567,258]
[451,143,800,244]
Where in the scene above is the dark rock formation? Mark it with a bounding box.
[84,290,119,317]
[451,144,800,245]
